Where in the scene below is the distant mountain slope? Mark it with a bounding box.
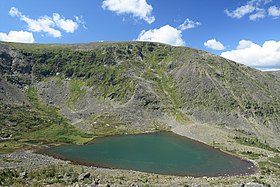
[266,70,280,78]
[0,41,280,147]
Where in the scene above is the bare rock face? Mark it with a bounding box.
[0,78,26,104]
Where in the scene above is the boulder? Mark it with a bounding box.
[243,182,264,187]
[78,172,91,181]
[19,171,27,179]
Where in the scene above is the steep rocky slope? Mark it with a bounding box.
[1,41,280,148]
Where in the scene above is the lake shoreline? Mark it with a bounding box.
[171,125,259,174]
[36,130,257,178]
[2,124,278,186]
[0,149,266,187]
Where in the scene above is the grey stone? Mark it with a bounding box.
[244,182,264,187]
[78,172,91,181]
[19,171,27,179]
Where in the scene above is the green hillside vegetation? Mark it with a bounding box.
[3,42,279,122]
[0,84,93,153]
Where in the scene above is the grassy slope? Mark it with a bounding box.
[67,79,86,110]
[0,42,193,153]
[171,48,280,119]
[3,42,192,120]
[0,85,93,153]
[4,41,280,112]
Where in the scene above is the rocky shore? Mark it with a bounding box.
[1,126,279,187]
[0,150,266,187]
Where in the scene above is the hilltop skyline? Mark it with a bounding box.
[1,0,280,70]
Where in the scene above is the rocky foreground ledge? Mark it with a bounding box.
[0,150,277,187]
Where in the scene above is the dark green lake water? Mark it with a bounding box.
[44,132,256,177]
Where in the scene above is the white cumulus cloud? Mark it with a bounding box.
[0,30,35,43]
[221,40,280,69]
[178,18,201,31]
[268,6,280,17]
[204,39,225,51]
[9,7,84,38]
[225,0,276,21]
[225,4,255,19]
[136,18,201,46]
[53,13,78,33]
[236,40,254,49]
[249,8,266,20]
[102,0,155,24]
[137,25,185,46]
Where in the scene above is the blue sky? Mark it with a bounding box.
[1,0,280,70]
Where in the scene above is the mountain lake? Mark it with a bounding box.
[41,132,256,177]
